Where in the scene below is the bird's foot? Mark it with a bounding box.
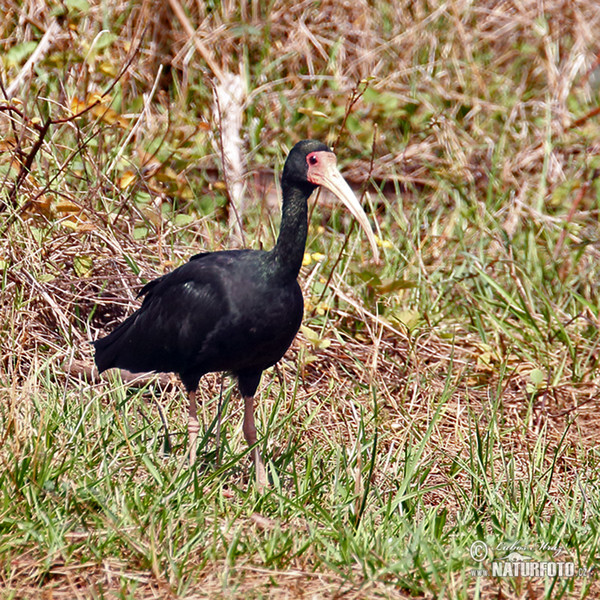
[189,444,197,466]
[253,449,268,493]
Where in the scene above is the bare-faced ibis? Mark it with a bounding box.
[94,140,380,489]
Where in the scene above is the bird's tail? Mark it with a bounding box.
[93,318,133,373]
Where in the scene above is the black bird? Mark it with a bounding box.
[94,140,380,489]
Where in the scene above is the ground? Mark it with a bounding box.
[1,1,600,598]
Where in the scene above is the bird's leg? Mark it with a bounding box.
[188,390,200,465]
[242,395,267,490]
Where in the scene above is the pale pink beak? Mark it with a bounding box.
[308,152,381,263]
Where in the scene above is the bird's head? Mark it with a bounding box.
[283,140,381,263]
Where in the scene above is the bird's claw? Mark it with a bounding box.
[254,449,268,492]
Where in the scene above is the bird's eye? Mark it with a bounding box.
[308,155,318,166]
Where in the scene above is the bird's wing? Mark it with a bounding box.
[95,258,229,375]
[136,273,165,298]
[189,251,211,261]
[136,250,213,298]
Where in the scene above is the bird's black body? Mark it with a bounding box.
[94,140,327,397]
[93,140,378,487]
[94,248,304,397]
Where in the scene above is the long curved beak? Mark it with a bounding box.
[311,155,381,263]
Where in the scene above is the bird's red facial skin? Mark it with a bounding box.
[306,151,336,186]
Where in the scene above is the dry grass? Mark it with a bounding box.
[2,0,600,598]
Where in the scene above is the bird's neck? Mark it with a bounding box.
[269,181,312,281]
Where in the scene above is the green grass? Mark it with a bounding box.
[3,0,600,598]
[2,365,599,598]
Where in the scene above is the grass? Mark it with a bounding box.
[2,0,600,598]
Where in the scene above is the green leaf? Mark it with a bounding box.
[300,325,331,350]
[92,32,118,52]
[389,309,422,331]
[377,279,418,293]
[134,191,152,204]
[73,255,93,278]
[529,368,545,386]
[173,213,194,227]
[66,0,90,13]
[5,42,38,68]
[526,368,546,393]
[133,226,149,240]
